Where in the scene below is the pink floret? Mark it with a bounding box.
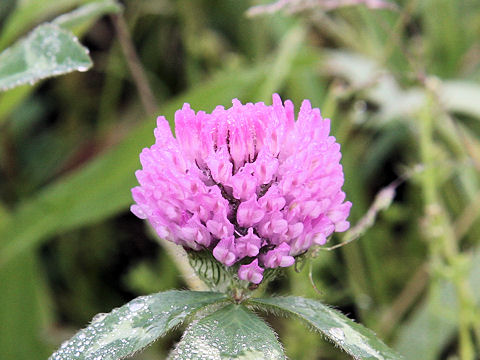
[238,259,264,284]
[131,94,351,284]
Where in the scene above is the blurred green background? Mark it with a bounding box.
[1,0,480,359]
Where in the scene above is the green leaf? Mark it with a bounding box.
[0,0,88,51]
[0,1,121,125]
[53,0,123,33]
[0,23,92,91]
[249,296,402,360]
[0,252,53,360]
[170,304,285,360]
[49,290,227,360]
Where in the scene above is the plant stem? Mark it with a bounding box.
[111,14,157,115]
[147,225,207,291]
[419,88,475,360]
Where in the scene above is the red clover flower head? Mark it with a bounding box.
[131,94,351,285]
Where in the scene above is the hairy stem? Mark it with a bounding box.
[419,88,475,360]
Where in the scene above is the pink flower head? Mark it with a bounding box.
[131,94,351,284]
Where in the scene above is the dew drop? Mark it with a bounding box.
[77,65,90,72]
[128,300,145,312]
[92,313,108,323]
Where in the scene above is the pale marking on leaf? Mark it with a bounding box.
[85,321,149,355]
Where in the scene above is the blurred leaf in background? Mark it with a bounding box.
[0,23,92,91]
